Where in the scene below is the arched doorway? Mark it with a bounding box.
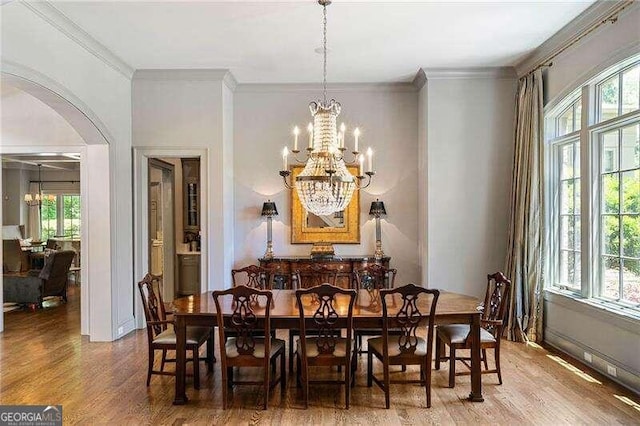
[1,67,113,340]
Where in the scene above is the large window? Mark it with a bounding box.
[546,57,640,310]
[40,194,81,239]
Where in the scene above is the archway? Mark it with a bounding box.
[1,65,113,340]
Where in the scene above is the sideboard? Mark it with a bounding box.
[258,256,391,289]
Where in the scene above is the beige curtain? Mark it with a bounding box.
[505,69,544,343]
[27,182,41,240]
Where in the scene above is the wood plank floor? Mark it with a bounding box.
[1,286,639,425]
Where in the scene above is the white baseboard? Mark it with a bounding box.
[545,327,640,396]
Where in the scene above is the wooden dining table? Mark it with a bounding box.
[171,289,485,405]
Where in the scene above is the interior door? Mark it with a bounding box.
[148,159,175,301]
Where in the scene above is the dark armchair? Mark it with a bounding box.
[2,250,75,307]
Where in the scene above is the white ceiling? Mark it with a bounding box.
[50,0,596,83]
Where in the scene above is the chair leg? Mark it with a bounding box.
[448,347,456,388]
[221,363,228,410]
[495,345,503,385]
[280,351,287,396]
[296,353,302,388]
[383,355,390,409]
[435,335,442,370]
[160,349,167,372]
[367,350,373,387]
[482,348,489,371]
[289,332,295,374]
[345,359,351,409]
[192,347,200,390]
[425,358,432,408]
[263,359,270,410]
[302,359,309,409]
[146,348,154,387]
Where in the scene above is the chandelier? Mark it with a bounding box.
[24,164,54,206]
[279,0,375,216]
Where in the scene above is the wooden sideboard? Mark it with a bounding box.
[259,256,391,289]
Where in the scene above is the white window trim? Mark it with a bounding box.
[545,56,640,317]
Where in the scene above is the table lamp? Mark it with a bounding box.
[261,200,278,259]
[369,199,387,260]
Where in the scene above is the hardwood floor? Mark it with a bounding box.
[1,286,638,425]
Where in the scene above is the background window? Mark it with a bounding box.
[41,196,57,240]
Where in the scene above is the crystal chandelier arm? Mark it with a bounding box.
[279,170,293,189]
[354,171,375,189]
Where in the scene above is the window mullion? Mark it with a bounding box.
[580,85,592,298]
[56,195,64,237]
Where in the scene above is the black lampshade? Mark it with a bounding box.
[261,200,278,217]
[369,199,386,217]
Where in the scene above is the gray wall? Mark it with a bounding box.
[233,85,420,286]
[422,75,517,298]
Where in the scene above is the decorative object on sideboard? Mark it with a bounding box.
[369,199,387,260]
[278,0,376,217]
[261,200,278,260]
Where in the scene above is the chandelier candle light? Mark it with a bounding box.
[279,0,375,217]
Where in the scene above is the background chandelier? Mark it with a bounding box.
[279,0,375,216]
[24,164,54,206]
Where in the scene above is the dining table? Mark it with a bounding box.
[170,289,485,405]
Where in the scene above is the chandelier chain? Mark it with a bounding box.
[322,3,327,103]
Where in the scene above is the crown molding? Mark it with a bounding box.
[420,67,517,80]
[234,82,417,93]
[133,69,238,82]
[20,1,134,79]
[222,71,238,92]
[412,69,427,90]
[515,0,638,77]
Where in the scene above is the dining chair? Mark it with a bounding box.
[435,272,511,387]
[288,264,339,373]
[295,283,357,409]
[367,283,440,408]
[212,285,286,410]
[231,264,272,289]
[353,264,397,354]
[138,273,214,388]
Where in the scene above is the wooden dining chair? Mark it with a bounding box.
[288,264,339,373]
[435,272,511,387]
[353,264,397,354]
[212,285,286,410]
[231,264,272,289]
[137,273,214,388]
[295,284,357,409]
[367,284,440,409]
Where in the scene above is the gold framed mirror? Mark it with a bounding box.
[291,165,360,244]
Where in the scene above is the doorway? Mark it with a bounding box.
[148,159,175,301]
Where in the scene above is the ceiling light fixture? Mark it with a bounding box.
[279,0,375,217]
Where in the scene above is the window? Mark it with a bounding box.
[546,56,640,311]
[40,194,81,239]
[41,196,57,240]
[548,93,581,291]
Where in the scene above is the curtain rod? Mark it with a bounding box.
[524,1,633,76]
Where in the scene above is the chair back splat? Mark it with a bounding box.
[482,272,512,337]
[231,264,272,290]
[138,273,168,338]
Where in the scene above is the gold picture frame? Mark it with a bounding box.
[291,165,360,244]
